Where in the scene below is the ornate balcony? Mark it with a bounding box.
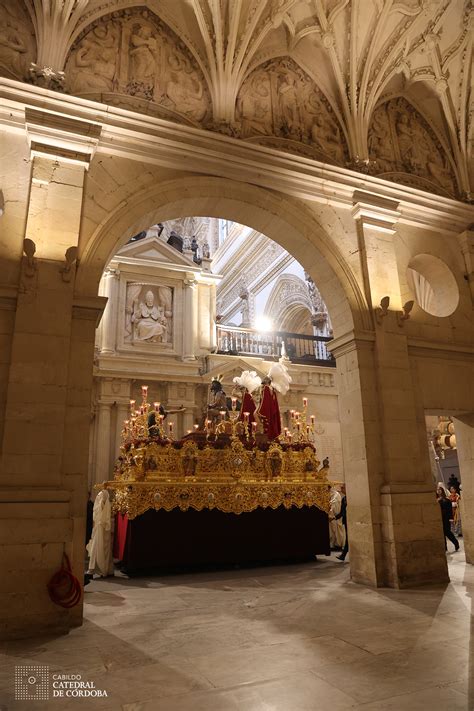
[216,326,335,366]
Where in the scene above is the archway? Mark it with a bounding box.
[76,176,368,338]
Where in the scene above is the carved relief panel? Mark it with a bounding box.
[65,9,210,126]
[124,282,174,347]
[368,97,457,198]
[236,58,347,165]
[0,0,36,80]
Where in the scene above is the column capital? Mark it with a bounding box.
[25,107,102,167]
[352,190,401,234]
[327,330,375,359]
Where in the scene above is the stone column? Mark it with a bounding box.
[329,191,448,588]
[452,414,474,564]
[183,408,195,434]
[100,268,120,354]
[0,109,103,637]
[183,275,197,361]
[94,402,112,486]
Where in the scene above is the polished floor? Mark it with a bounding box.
[1,548,473,710]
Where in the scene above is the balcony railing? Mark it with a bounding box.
[216,326,335,366]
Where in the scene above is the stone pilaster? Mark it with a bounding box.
[94,402,112,486]
[0,109,104,637]
[453,414,474,564]
[99,268,120,354]
[183,275,197,361]
[329,190,449,588]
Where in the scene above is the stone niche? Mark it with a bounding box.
[97,234,219,361]
[123,281,175,351]
[65,8,211,127]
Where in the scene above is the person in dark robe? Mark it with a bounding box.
[437,486,460,552]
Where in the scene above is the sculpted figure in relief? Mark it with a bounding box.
[237,74,271,138]
[131,290,169,343]
[278,73,299,137]
[310,114,344,163]
[71,24,118,93]
[129,25,158,83]
[368,110,394,172]
[164,54,206,121]
[0,4,28,79]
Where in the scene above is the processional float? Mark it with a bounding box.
[103,360,331,520]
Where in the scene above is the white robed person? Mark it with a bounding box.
[86,488,114,577]
[329,487,346,550]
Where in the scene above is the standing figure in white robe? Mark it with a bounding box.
[329,487,346,550]
[86,489,114,577]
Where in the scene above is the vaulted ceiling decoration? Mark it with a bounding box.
[0,0,471,200]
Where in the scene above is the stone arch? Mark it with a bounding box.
[264,274,314,333]
[76,176,368,338]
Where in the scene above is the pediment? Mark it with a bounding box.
[205,356,269,383]
[116,236,195,268]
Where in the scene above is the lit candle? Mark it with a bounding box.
[290,410,295,419]
[142,385,148,398]
[130,399,136,410]
[219,410,226,420]
[310,415,315,426]
[303,397,308,408]
[244,411,250,421]
[140,406,144,415]
[159,414,164,423]
[306,425,310,434]
[296,422,301,431]
[193,424,199,430]
[295,411,300,420]
[231,397,237,410]
[169,422,173,434]
[252,422,257,433]
[187,429,192,434]
[288,433,293,442]
[154,401,160,412]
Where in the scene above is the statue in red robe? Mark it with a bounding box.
[257,377,282,441]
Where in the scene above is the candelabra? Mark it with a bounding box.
[120,385,175,447]
[281,397,316,445]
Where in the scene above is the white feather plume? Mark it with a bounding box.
[232,370,262,394]
[267,359,292,395]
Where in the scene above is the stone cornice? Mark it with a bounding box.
[1,80,473,234]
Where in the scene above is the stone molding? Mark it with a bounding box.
[72,295,107,324]
[25,106,102,166]
[1,81,472,235]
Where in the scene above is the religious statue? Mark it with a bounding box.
[206,376,228,426]
[256,359,292,441]
[70,23,118,93]
[232,370,262,429]
[278,73,299,137]
[129,25,158,84]
[131,290,168,342]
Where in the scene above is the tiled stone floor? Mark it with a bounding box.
[1,548,473,710]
